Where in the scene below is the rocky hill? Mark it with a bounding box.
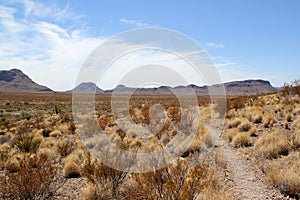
[70,82,104,93]
[91,80,277,96]
[0,69,52,92]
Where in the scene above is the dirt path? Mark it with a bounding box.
[214,135,287,200]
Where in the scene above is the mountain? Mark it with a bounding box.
[223,79,276,96]
[0,68,276,96]
[0,69,52,92]
[98,79,276,96]
[71,82,104,93]
[70,79,276,96]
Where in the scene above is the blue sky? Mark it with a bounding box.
[0,0,299,90]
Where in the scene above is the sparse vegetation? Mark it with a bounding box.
[1,80,300,199]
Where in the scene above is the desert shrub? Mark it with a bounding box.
[0,143,11,169]
[263,157,300,198]
[226,128,238,142]
[263,114,276,128]
[255,131,289,159]
[63,158,81,178]
[0,154,63,200]
[237,119,252,132]
[49,130,61,137]
[227,96,248,111]
[11,132,42,153]
[80,150,224,200]
[69,121,76,134]
[183,123,208,156]
[288,131,300,150]
[253,114,263,124]
[57,137,76,158]
[232,132,251,148]
[282,79,300,97]
[227,118,241,129]
[124,160,211,200]
[81,151,128,199]
[248,126,257,137]
[5,154,21,173]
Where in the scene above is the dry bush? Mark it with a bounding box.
[57,137,76,158]
[11,132,42,153]
[49,130,61,137]
[226,128,238,142]
[63,157,81,178]
[247,126,257,137]
[124,160,211,200]
[140,104,151,124]
[81,184,112,200]
[253,113,263,124]
[0,143,11,169]
[167,106,181,123]
[81,151,128,199]
[184,123,208,155]
[288,131,300,150]
[5,154,21,173]
[227,96,248,111]
[263,155,300,198]
[232,132,251,148]
[80,150,225,200]
[237,119,252,132]
[255,131,289,159]
[0,154,63,200]
[227,118,241,129]
[263,114,276,128]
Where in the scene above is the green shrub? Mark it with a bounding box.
[12,133,42,153]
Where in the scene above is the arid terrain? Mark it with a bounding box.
[0,81,299,199]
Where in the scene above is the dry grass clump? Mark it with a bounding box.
[232,132,251,148]
[248,126,257,137]
[184,123,209,155]
[226,128,238,142]
[253,113,263,124]
[227,118,241,129]
[57,137,77,158]
[0,142,11,169]
[63,158,81,178]
[263,114,276,128]
[5,154,21,173]
[49,130,61,137]
[237,119,252,132]
[255,131,289,159]
[262,154,300,198]
[288,130,300,150]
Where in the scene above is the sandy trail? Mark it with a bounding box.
[212,126,286,200]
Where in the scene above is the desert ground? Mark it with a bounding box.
[0,85,299,200]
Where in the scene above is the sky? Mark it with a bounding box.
[0,0,299,91]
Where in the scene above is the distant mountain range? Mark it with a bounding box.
[0,68,277,96]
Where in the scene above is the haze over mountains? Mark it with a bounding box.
[0,68,277,96]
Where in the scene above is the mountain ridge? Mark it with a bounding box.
[0,68,277,95]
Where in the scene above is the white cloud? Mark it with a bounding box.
[206,42,224,49]
[215,62,236,68]
[120,18,158,27]
[0,1,103,91]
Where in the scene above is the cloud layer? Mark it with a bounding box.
[0,0,103,91]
